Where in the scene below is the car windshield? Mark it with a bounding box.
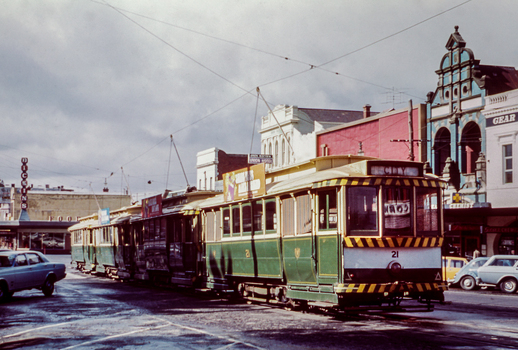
[0,255,14,267]
[467,258,488,268]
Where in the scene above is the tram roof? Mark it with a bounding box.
[198,159,443,208]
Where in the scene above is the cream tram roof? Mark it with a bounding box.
[199,159,444,209]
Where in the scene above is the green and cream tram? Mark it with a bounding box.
[199,157,446,311]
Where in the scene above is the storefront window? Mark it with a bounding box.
[498,234,516,255]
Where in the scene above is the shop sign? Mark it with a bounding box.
[20,157,28,210]
[484,227,518,234]
[486,113,517,127]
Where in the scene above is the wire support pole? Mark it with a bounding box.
[171,135,189,187]
[166,135,173,190]
[256,87,295,156]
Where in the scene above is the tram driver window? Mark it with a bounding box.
[347,186,378,236]
[416,188,440,236]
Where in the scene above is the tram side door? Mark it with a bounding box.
[282,194,318,285]
[84,229,95,271]
[183,217,197,275]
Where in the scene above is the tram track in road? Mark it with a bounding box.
[0,314,267,350]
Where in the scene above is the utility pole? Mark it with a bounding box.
[408,100,414,161]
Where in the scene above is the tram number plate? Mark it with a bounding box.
[392,251,399,258]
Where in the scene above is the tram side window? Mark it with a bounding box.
[242,203,252,235]
[161,218,167,240]
[149,220,155,241]
[213,210,221,241]
[173,219,182,243]
[383,187,412,237]
[232,205,241,236]
[253,201,263,235]
[223,207,231,237]
[185,218,193,242]
[265,199,277,233]
[281,196,295,236]
[297,193,312,234]
[319,190,337,230]
[206,211,216,242]
[73,230,82,244]
[101,227,112,244]
[416,188,440,236]
[143,221,150,241]
[348,186,378,236]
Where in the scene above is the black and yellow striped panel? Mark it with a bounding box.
[182,209,200,215]
[313,177,446,189]
[335,282,448,294]
[344,237,443,248]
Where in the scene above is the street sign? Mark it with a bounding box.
[248,154,273,164]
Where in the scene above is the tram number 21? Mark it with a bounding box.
[391,251,399,258]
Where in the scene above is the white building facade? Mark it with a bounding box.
[259,105,366,172]
[483,89,518,208]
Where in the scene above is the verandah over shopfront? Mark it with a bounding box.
[0,219,74,254]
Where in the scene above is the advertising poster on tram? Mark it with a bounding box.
[142,194,162,218]
[223,164,265,202]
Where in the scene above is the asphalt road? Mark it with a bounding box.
[1,255,518,349]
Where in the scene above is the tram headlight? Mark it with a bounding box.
[387,260,402,276]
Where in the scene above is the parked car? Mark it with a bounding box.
[451,257,489,290]
[442,256,468,283]
[476,255,518,293]
[0,250,66,301]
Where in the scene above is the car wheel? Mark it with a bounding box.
[500,278,518,293]
[42,277,55,297]
[0,283,12,301]
[460,276,476,291]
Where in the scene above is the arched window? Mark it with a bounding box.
[287,137,291,164]
[434,128,451,175]
[268,142,273,170]
[275,141,279,167]
[282,139,286,166]
[460,122,481,174]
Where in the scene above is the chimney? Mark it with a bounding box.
[363,104,371,119]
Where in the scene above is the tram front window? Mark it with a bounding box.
[348,187,378,236]
[383,187,412,237]
[416,188,440,236]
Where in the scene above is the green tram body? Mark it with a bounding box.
[70,205,140,279]
[200,159,447,308]
[69,158,447,311]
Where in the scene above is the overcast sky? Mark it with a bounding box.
[1,0,517,201]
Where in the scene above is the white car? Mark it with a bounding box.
[476,255,518,293]
[0,250,66,300]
